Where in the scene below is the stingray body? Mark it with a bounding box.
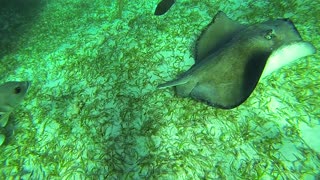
[158,11,316,109]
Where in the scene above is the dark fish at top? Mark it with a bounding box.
[154,0,176,16]
[158,11,316,109]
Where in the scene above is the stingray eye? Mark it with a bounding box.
[14,86,22,94]
[264,29,275,40]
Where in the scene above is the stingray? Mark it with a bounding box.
[158,11,316,109]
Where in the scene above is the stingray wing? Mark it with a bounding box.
[195,11,246,62]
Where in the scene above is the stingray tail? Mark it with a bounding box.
[157,76,190,89]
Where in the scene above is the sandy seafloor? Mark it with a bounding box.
[0,0,319,179]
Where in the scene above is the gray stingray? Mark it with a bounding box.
[158,11,316,109]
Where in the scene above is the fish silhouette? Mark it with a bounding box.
[154,0,176,16]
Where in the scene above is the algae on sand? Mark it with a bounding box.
[0,0,319,179]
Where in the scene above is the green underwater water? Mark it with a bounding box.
[0,0,319,179]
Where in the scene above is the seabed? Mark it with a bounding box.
[0,0,319,179]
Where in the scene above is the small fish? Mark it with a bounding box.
[0,81,30,146]
[0,81,30,127]
[158,11,316,109]
[0,134,5,146]
[154,0,176,16]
